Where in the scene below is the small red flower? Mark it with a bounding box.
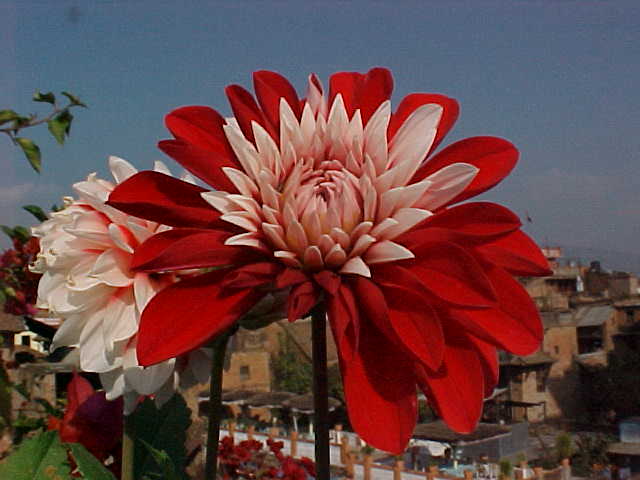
[108,68,551,453]
[48,372,123,460]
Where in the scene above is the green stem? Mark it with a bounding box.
[311,302,330,480]
[205,332,231,479]
[121,415,135,480]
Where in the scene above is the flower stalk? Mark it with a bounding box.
[205,331,232,479]
[121,415,135,480]
[311,302,330,480]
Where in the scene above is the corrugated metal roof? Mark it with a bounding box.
[576,305,612,327]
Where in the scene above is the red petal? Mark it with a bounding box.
[409,242,497,307]
[275,268,308,289]
[66,372,94,415]
[137,270,263,366]
[383,284,444,371]
[165,106,232,153]
[388,93,459,155]
[158,140,238,192]
[287,281,318,323]
[448,306,541,356]
[349,276,396,341]
[222,262,281,289]
[466,335,499,397]
[425,202,522,238]
[475,229,552,276]
[313,270,341,295]
[132,228,251,272]
[357,68,394,125]
[329,72,364,118]
[107,171,221,228]
[253,70,301,130]
[339,320,417,453]
[412,136,518,205]
[226,84,277,144]
[416,340,484,433]
[327,283,359,361]
[485,265,544,349]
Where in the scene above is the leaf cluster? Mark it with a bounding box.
[0,430,117,479]
[1,90,87,172]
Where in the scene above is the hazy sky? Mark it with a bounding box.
[1,1,639,254]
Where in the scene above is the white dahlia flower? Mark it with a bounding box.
[31,156,209,412]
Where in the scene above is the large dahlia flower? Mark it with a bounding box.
[32,156,209,412]
[108,68,551,452]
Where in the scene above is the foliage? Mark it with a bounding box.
[0,430,116,479]
[129,394,192,480]
[499,459,513,478]
[571,432,614,477]
[272,333,312,394]
[68,443,118,480]
[0,430,71,479]
[1,90,87,172]
[555,432,573,460]
[582,347,640,422]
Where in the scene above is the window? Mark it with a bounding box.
[239,365,250,381]
[536,370,547,392]
[21,335,30,347]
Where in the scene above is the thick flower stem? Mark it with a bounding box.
[311,302,330,480]
[205,332,231,480]
[121,415,135,480]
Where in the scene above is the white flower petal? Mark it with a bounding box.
[109,156,138,183]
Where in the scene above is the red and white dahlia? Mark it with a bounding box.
[108,68,551,452]
[32,157,209,412]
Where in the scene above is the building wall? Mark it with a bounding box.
[542,326,580,418]
[222,351,271,392]
[509,370,547,422]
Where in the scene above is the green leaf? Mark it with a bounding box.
[0,430,72,480]
[15,137,41,173]
[61,91,87,108]
[1,225,13,239]
[22,205,49,222]
[0,109,19,125]
[130,394,191,480]
[47,110,73,145]
[12,225,31,244]
[32,91,56,105]
[139,440,182,480]
[68,443,117,480]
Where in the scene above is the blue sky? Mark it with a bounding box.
[1,1,639,256]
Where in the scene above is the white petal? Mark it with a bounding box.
[382,208,433,240]
[274,250,302,268]
[102,289,137,345]
[416,163,479,210]
[364,240,414,264]
[201,191,235,214]
[79,308,115,372]
[109,156,138,183]
[223,167,259,198]
[153,160,172,176]
[51,315,84,349]
[388,104,442,177]
[221,212,259,232]
[108,223,135,254]
[225,232,269,251]
[100,369,126,400]
[339,256,371,277]
[363,100,391,174]
[91,249,134,287]
[133,273,158,314]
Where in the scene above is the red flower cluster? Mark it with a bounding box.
[48,372,124,461]
[1,236,40,316]
[218,436,315,480]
